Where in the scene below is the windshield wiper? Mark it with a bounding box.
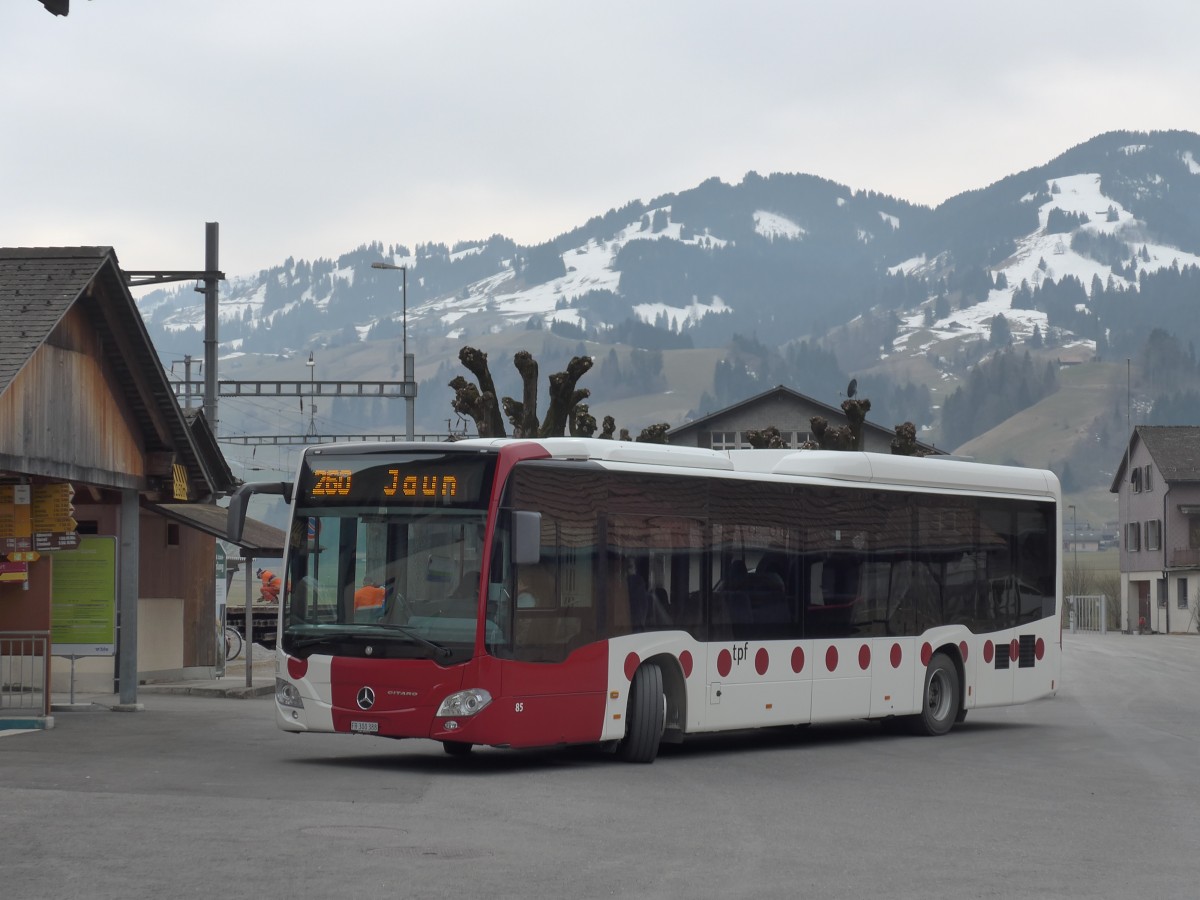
[372,624,453,658]
[287,625,452,659]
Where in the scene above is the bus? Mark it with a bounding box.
[227,438,1061,763]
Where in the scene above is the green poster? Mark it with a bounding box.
[51,535,117,656]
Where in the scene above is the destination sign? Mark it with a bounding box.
[298,452,495,508]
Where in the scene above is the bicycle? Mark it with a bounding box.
[224,625,244,661]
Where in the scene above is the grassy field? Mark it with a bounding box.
[1064,548,1121,599]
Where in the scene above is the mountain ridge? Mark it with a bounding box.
[137,129,1200,508]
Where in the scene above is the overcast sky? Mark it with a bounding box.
[5,0,1200,281]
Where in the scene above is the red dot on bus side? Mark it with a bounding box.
[717,649,732,678]
[890,643,902,668]
[791,646,805,673]
[1009,639,1020,662]
[679,650,693,678]
[755,647,769,676]
[984,641,994,663]
[287,656,308,680]
[920,642,932,667]
[959,641,969,662]
[858,644,871,670]
[624,652,640,682]
[825,646,838,672]
[1035,638,1045,660]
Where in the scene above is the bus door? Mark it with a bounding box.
[494,501,610,748]
[705,521,812,731]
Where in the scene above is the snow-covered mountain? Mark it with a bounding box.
[892,169,1200,354]
[136,129,1200,455]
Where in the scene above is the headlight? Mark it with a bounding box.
[276,678,304,709]
[436,688,492,717]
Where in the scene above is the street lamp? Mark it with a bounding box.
[371,261,415,441]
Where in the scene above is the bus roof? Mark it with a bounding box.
[449,438,1060,499]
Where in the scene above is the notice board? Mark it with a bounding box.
[51,535,117,656]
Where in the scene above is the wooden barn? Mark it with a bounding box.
[0,247,274,716]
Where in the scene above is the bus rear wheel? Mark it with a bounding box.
[616,662,665,763]
[911,651,961,736]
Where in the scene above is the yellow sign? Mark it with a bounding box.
[0,560,28,583]
[173,464,189,501]
[32,483,75,533]
[0,484,31,540]
[7,551,40,562]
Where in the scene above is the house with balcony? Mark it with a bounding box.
[1109,425,1200,633]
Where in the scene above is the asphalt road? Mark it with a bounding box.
[2,632,1197,900]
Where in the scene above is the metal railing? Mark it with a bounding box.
[1067,595,1108,634]
[0,631,51,716]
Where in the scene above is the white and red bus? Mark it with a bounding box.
[227,438,1061,762]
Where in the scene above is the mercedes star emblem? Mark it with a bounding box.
[356,686,376,710]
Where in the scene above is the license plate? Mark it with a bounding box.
[350,720,379,734]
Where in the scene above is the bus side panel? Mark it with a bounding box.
[696,640,812,733]
[451,642,608,748]
[869,637,917,717]
[810,639,872,723]
[1012,619,1060,704]
[972,631,1016,708]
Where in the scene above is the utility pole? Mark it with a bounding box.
[202,223,220,432]
[129,225,425,445]
[125,222,225,430]
[170,355,199,409]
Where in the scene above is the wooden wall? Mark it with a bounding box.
[73,504,218,667]
[0,304,146,487]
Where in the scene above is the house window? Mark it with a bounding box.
[710,431,739,451]
[1144,465,1153,491]
[1131,468,1142,493]
[1125,522,1140,551]
[1178,577,1189,610]
[1145,519,1162,551]
[167,523,181,547]
[1158,579,1168,608]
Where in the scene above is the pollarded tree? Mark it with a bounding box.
[449,346,594,439]
[635,423,670,443]
[802,397,871,451]
[449,346,507,437]
[890,421,928,456]
[745,426,786,448]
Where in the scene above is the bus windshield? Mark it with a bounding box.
[280,449,497,663]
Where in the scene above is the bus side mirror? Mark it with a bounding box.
[226,481,293,543]
[512,510,542,565]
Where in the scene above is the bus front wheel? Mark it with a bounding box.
[912,651,961,736]
[616,663,665,763]
[442,741,474,757]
